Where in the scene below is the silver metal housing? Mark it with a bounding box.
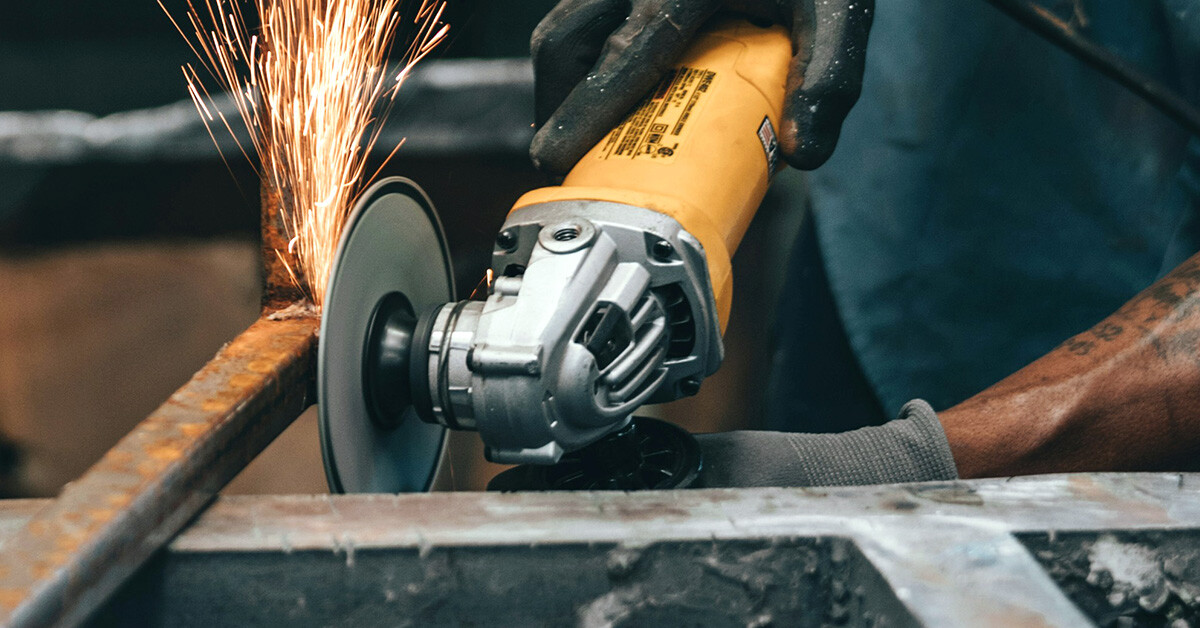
[423,200,723,464]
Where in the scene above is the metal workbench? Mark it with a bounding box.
[0,474,1193,626]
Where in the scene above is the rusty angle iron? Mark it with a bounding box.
[0,175,319,628]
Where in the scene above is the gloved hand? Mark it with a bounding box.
[529,0,874,175]
[696,400,958,487]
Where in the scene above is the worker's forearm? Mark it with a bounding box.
[940,253,1200,478]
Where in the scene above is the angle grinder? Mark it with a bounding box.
[318,17,791,492]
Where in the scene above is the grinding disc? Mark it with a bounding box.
[319,177,454,493]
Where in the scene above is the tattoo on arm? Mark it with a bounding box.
[1053,255,1200,362]
[1091,323,1123,341]
[1123,257,1200,325]
[1062,337,1095,356]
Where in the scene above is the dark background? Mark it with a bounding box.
[0,1,557,114]
[0,0,559,249]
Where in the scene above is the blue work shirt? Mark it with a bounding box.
[805,0,1200,416]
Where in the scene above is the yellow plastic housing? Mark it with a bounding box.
[512,18,790,331]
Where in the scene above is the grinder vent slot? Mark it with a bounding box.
[602,295,668,404]
[653,284,695,359]
[576,304,633,371]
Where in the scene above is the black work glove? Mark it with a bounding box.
[696,400,958,487]
[529,0,874,175]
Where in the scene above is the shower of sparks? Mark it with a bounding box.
[162,0,449,305]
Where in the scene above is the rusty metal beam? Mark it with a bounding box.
[0,315,317,628]
[259,181,310,310]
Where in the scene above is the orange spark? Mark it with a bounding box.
[162,0,450,305]
[469,268,493,301]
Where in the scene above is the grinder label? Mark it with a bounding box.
[757,116,779,177]
[595,67,717,164]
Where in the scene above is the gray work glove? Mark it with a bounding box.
[696,400,957,487]
[530,0,875,174]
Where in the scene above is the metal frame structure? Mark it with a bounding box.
[0,57,534,628]
[1,34,1198,620]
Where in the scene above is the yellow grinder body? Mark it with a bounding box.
[513,18,791,330]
